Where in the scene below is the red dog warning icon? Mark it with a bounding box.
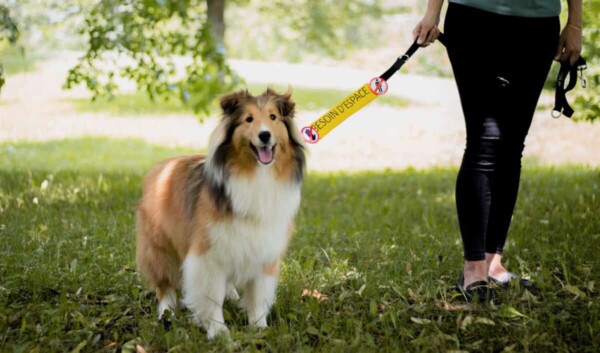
[369,77,388,95]
[301,126,319,144]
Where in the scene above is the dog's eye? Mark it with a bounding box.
[269,114,277,121]
[245,116,253,123]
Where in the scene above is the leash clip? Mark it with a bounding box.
[551,109,563,119]
[578,65,587,88]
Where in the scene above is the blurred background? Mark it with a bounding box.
[0,3,598,351]
[1,0,598,171]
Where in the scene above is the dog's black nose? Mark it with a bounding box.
[258,131,271,143]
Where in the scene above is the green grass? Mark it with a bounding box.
[67,84,410,117]
[0,137,598,352]
[68,92,197,117]
[0,46,40,75]
[247,84,410,111]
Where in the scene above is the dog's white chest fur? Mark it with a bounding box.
[206,167,300,285]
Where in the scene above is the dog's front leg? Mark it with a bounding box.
[244,263,279,328]
[182,254,228,339]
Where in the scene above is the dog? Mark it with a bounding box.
[135,89,306,339]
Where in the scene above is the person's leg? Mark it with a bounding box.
[445,3,502,288]
[483,16,560,279]
[456,119,504,286]
[446,5,560,288]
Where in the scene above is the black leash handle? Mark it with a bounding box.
[380,32,447,81]
[553,56,587,118]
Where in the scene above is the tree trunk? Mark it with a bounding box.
[206,0,225,49]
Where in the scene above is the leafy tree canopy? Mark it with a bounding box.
[0,4,19,93]
[64,0,234,115]
[63,0,385,115]
[573,0,599,122]
[1,0,597,121]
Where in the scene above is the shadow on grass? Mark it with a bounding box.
[0,138,598,352]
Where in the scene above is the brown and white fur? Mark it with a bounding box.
[135,89,305,339]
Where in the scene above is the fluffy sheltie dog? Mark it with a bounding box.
[135,89,305,339]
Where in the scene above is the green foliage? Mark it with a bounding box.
[251,0,385,61]
[573,0,600,122]
[2,0,92,51]
[64,0,239,116]
[66,0,388,115]
[0,5,19,45]
[1,0,95,94]
[0,4,19,93]
[1,137,599,352]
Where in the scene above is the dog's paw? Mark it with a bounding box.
[236,295,247,309]
[158,307,175,319]
[157,288,177,319]
[249,315,268,329]
[158,307,175,320]
[206,323,230,340]
[226,288,240,302]
[253,321,268,330]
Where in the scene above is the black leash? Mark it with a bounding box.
[552,56,587,118]
[301,33,448,143]
[381,32,586,120]
[380,33,447,81]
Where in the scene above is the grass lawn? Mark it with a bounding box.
[0,138,598,352]
[0,47,41,76]
[67,84,410,117]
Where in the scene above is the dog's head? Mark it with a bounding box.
[207,89,305,183]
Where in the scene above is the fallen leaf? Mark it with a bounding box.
[410,317,431,325]
[301,289,328,302]
[565,284,587,299]
[499,306,528,318]
[460,315,473,331]
[436,300,471,311]
[474,317,495,326]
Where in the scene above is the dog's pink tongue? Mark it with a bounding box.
[258,146,273,164]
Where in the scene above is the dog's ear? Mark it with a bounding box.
[276,90,295,118]
[220,90,249,116]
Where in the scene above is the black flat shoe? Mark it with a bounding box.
[456,275,495,303]
[488,272,534,289]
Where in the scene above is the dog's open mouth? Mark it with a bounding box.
[250,143,276,165]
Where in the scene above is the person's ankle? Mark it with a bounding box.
[485,253,508,279]
[463,260,488,287]
[488,268,510,282]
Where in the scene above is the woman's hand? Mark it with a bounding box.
[413,14,440,47]
[555,23,582,66]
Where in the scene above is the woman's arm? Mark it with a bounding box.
[412,0,444,47]
[555,0,583,65]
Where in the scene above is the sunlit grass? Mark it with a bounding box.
[0,138,598,352]
[247,83,410,111]
[0,46,40,75]
[66,84,410,117]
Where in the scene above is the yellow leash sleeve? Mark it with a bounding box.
[300,81,382,143]
[300,34,446,144]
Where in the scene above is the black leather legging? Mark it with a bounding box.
[444,3,559,261]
